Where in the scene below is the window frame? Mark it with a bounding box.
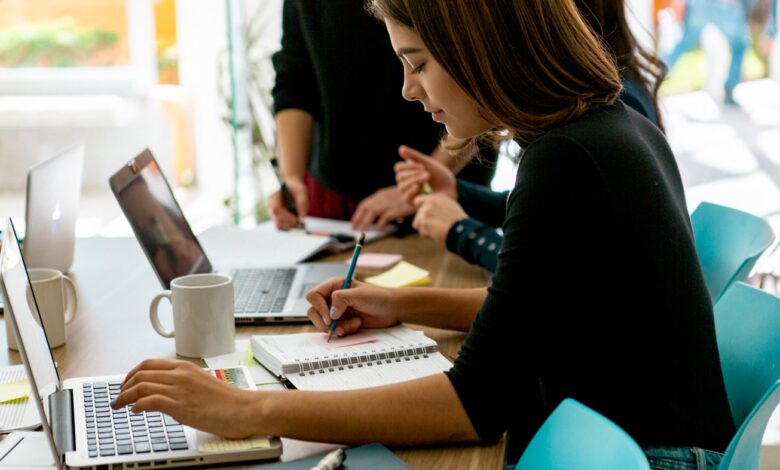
[0,0,157,96]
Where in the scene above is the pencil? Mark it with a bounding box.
[280,182,298,217]
[328,232,366,342]
[270,155,301,223]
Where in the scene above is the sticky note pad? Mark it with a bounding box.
[242,343,256,367]
[0,380,30,404]
[351,253,402,270]
[364,261,431,288]
[353,253,403,276]
[198,435,270,453]
[311,330,378,349]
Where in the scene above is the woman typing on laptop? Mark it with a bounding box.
[112,1,734,467]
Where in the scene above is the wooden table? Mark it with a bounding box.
[0,232,504,469]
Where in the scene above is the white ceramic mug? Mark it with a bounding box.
[149,273,235,358]
[6,268,77,350]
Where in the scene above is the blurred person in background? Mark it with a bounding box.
[663,0,775,105]
[268,0,497,232]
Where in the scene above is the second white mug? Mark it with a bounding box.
[6,268,77,350]
[149,273,235,358]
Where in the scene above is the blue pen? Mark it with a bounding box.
[328,232,365,342]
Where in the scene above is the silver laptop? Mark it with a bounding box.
[0,218,283,468]
[23,144,84,273]
[109,149,346,324]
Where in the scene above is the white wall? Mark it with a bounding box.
[0,0,169,193]
[0,98,170,192]
[176,1,232,203]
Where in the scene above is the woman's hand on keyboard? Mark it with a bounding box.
[111,359,258,439]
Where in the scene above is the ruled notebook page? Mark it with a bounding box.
[287,352,452,390]
[0,364,40,431]
[251,326,451,390]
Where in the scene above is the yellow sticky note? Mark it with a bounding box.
[198,435,271,453]
[0,380,30,404]
[242,343,256,367]
[365,261,431,288]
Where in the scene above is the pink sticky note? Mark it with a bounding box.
[350,253,402,269]
[311,331,378,349]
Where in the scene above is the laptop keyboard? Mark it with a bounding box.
[83,381,189,458]
[233,268,296,314]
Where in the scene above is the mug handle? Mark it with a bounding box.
[62,275,78,324]
[149,291,175,338]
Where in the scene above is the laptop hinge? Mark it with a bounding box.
[49,389,76,456]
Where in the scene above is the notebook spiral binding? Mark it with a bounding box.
[285,344,439,377]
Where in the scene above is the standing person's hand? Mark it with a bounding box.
[112,359,260,439]
[395,146,458,204]
[760,35,774,58]
[412,194,468,246]
[351,186,414,231]
[306,278,401,337]
[269,178,308,229]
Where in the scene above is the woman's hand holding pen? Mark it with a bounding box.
[306,278,401,337]
[395,145,458,204]
[269,178,308,230]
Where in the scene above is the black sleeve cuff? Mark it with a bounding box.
[447,218,502,273]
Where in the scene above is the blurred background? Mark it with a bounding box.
[0,0,777,237]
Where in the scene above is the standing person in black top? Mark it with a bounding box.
[269,0,496,231]
[113,1,734,467]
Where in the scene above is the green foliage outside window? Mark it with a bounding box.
[0,19,120,67]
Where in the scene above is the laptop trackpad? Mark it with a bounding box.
[0,432,56,467]
[289,297,312,317]
[302,263,348,284]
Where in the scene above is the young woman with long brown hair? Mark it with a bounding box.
[114,1,733,467]
[394,0,669,274]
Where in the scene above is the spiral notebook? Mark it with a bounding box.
[250,326,452,391]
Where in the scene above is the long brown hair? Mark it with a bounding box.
[368,0,622,147]
[575,0,667,132]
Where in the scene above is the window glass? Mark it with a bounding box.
[0,0,129,68]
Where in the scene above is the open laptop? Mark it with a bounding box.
[109,149,346,324]
[0,218,283,468]
[23,144,84,273]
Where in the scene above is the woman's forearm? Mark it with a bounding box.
[250,374,478,445]
[276,109,314,182]
[394,287,487,331]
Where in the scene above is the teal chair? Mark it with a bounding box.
[514,398,650,470]
[714,281,780,469]
[691,202,774,303]
[714,282,780,428]
[719,380,780,469]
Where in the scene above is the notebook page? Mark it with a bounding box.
[303,217,396,243]
[287,352,452,391]
[0,365,40,431]
[199,224,332,267]
[252,326,432,373]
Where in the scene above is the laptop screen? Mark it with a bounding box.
[113,155,211,288]
[23,144,83,273]
[0,219,61,436]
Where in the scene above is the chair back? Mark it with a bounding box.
[515,398,650,470]
[715,282,780,427]
[691,202,774,303]
[719,380,780,469]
